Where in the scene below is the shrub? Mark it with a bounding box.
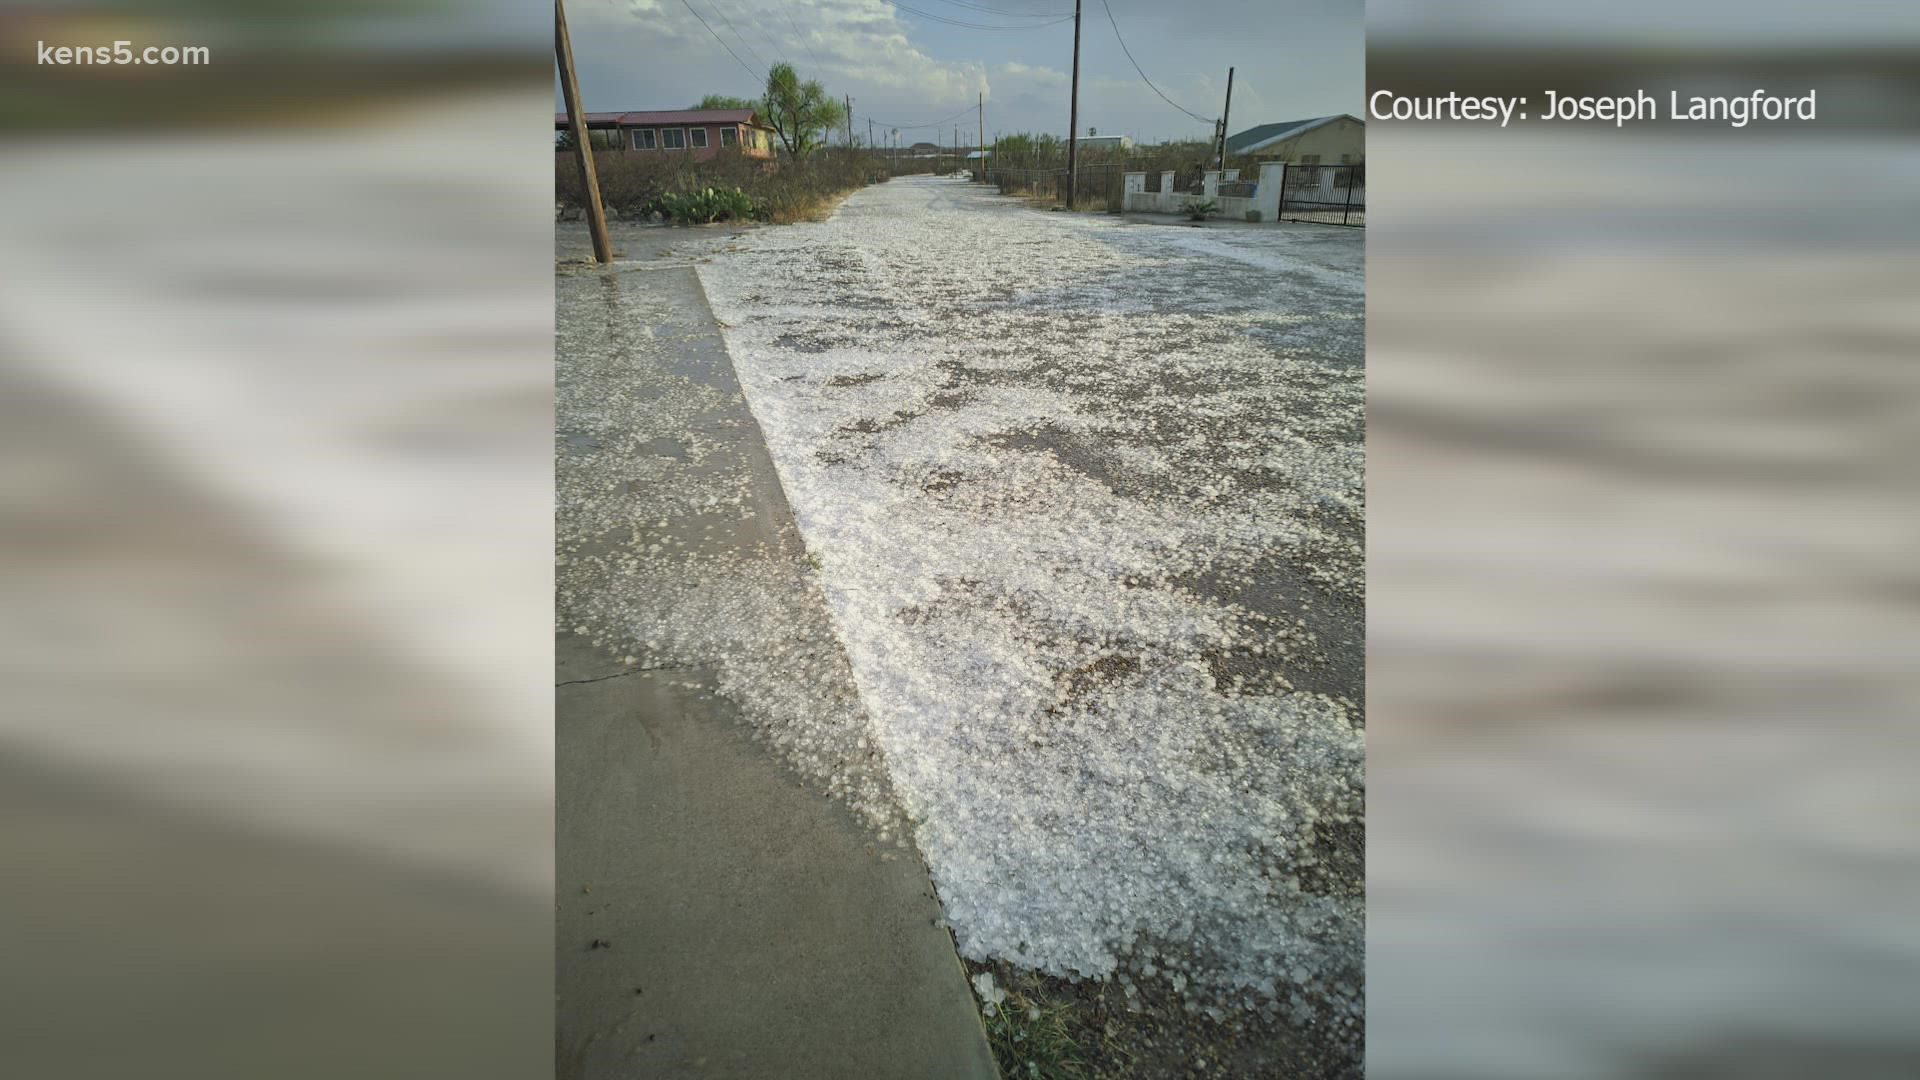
[981,132,1227,211]
[1182,198,1218,222]
[656,187,757,224]
[557,147,886,226]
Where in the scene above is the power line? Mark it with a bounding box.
[924,0,1074,16]
[679,0,762,83]
[700,0,769,71]
[750,16,787,66]
[785,10,827,71]
[884,0,1074,31]
[1095,0,1212,125]
[859,103,981,130]
[860,107,977,131]
[890,6,1074,31]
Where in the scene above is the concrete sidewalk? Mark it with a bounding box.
[555,229,996,1080]
[557,638,996,1079]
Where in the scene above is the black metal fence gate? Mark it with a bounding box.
[1277,163,1365,227]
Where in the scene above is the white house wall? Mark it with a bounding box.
[1241,117,1366,164]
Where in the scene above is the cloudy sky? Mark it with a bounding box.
[558,0,1361,145]
[1367,0,1920,44]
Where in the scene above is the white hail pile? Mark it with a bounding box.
[555,261,908,840]
[697,178,1366,1028]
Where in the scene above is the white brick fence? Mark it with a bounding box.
[1122,161,1365,224]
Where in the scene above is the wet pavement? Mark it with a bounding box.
[554,230,996,1079]
[692,177,1366,1073]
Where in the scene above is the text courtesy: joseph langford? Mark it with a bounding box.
[1368,89,1816,128]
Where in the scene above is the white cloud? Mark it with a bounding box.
[562,0,1359,141]
[996,60,1067,88]
[568,0,999,125]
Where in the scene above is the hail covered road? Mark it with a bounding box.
[564,175,1365,1066]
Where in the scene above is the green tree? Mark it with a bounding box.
[992,132,1065,169]
[696,94,757,111]
[760,63,844,157]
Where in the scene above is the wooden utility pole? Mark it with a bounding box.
[1217,66,1235,171]
[868,118,873,151]
[845,94,853,147]
[555,0,611,263]
[1066,0,1082,208]
[977,92,985,180]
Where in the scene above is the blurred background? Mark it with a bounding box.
[6,0,1919,1077]
[0,1,553,1076]
[1366,3,1920,1078]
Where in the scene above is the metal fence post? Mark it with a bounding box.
[1341,167,1355,226]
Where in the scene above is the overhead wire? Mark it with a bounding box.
[925,0,1074,16]
[678,0,762,83]
[752,17,788,65]
[785,9,828,70]
[698,0,770,70]
[686,0,1201,147]
[883,0,1074,30]
[860,103,983,131]
[1095,0,1213,125]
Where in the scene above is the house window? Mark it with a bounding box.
[661,128,685,150]
[690,127,709,149]
[720,127,737,147]
[1299,153,1321,166]
[631,128,656,150]
[587,128,622,151]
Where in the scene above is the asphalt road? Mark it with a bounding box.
[695,177,1366,1069]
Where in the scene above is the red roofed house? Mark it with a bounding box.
[554,108,779,161]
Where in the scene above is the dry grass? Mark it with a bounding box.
[981,987,1093,1080]
[1004,189,1113,214]
[767,184,863,224]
